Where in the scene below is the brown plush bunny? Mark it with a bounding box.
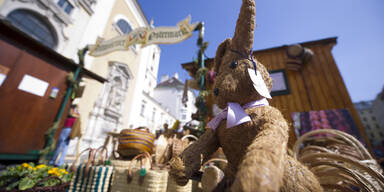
[169,0,323,191]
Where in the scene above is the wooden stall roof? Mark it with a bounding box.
[0,19,107,83]
[181,59,214,78]
[181,37,371,151]
[182,37,337,68]
[253,37,337,54]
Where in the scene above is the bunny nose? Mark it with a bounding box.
[213,88,219,96]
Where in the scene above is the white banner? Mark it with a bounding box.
[89,16,199,57]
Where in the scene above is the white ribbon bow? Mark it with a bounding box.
[207,98,269,130]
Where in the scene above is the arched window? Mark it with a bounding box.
[116,19,132,34]
[7,10,57,49]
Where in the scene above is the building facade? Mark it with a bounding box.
[0,0,180,158]
[0,19,105,156]
[135,92,176,132]
[354,101,383,146]
[355,87,384,158]
[154,73,197,127]
[73,0,170,154]
[372,88,384,133]
[0,0,99,62]
[0,0,112,158]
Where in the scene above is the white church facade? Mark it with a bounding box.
[0,0,195,159]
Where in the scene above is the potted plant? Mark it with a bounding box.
[0,162,72,191]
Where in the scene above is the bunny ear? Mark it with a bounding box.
[231,0,256,54]
[214,38,231,73]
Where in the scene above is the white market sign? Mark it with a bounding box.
[89,16,199,57]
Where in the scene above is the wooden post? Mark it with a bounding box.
[39,46,89,162]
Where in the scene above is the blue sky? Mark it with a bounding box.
[139,0,384,102]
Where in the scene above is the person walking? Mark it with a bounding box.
[49,104,81,166]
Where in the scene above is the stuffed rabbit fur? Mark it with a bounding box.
[169,0,323,191]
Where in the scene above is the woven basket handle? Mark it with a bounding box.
[33,176,62,188]
[158,142,171,164]
[94,146,108,165]
[127,152,152,183]
[293,129,371,159]
[202,158,228,169]
[181,134,199,149]
[171,137,184,158]
[181,134,198,142]
[307,160,373,191]
[300,152,384,187]
[70,147,95,176]
[135,127,150,133]
[128,152,152,169]
[85,148,95,176]
[112,149,121,160]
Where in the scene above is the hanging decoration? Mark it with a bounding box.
[182,79,189,107]
[89,16,199,57]
[192,22,212,132]
[285,44,314,71]
[180,22,216,134]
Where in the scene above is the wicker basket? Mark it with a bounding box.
[110,152,168,192]
[293,129,384,191]
[93,146,109,166]
[192,180,203,192]
[29,176,69,192]
[156,134,198,165]
[68,147,114,192]
[293,128,374,160]
[300,152,384,191]
[110,155,151,170]
[70,147,95,176]
[118,128,155,158]
[180,135,199,143]
[171,135,198,158]
[201,158,227,192]
[166,177,193,192]
[155,135,169,164]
